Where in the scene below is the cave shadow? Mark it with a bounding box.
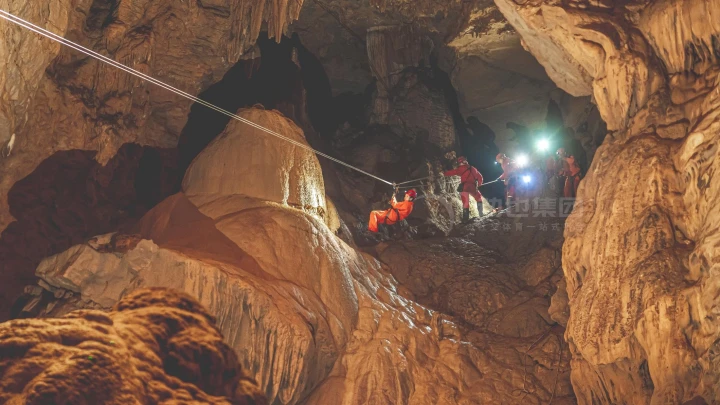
[0,144,180,320]
[178,32,341,172]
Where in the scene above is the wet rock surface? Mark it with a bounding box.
[0,287,267,405]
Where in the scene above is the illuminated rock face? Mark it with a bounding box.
[182,107,330,226]
[0,0,308,318]
[494,0,720,402]
[0,287,267,405]
[35,218,574,405]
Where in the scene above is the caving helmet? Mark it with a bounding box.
[457,156,468,164]
[496,153,507,162]
[405,189,417,200]
[556,148,567,157]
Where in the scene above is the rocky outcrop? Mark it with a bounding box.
[34,214,573,405]
[365,25,458,152]
[24,107,571,404]
[0,287,266,405]
[378,216,565,336]
[0,5,318,317]
[494,0,720,402]
[493,0,668,131]
[183,107,331,226]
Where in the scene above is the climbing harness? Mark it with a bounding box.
[0,9,402,186]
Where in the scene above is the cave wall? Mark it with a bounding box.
[493,0,720,402]
[0,0,304,235]
[0,8,343,318]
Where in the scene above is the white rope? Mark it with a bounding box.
[479,178,502,186]
[394,176,430,186]
[396,175,503,190]
[0,9,394,186]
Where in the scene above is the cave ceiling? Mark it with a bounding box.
[287,0,570,151]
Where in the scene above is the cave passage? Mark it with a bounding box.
[178,32,341,171]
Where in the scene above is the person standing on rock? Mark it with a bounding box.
[557,148,581,198]
[443,156,484,222]
[496,153,517,209]
[368,189,417,232]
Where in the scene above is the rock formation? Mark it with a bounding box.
[0,0,303,229]
[0,0,313,318]
[18,106,572,404]
[493,0,720,403]
[0,287,267,404]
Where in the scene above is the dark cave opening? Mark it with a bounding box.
[178,32,342,172]
[0,145,180,320]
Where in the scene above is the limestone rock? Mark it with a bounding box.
[493,0,720,402]
[37,237,341,404]
[183,107,330,227]
[366,25,458,151]
[0,0,305,235]
[378,235,559,338]
[37,231,573,404]
[0,287,266,405]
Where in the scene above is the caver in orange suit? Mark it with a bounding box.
[443,156,484,222]
[368,189,416,232]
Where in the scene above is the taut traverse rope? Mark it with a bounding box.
[0,9,405,185]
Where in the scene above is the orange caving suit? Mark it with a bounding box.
[368,197,415,232]
[560,156,581,198]
[444,165,484,209]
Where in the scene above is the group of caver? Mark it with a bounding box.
[368,148,581,232]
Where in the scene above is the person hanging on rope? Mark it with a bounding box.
[442,156,484,222]
[368,189,417,232]
[556,148,581,198]
[496,153,518,209]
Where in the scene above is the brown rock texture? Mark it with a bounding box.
[0,287,266,405]
[183,107,331,226]
[493,0,720,403]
